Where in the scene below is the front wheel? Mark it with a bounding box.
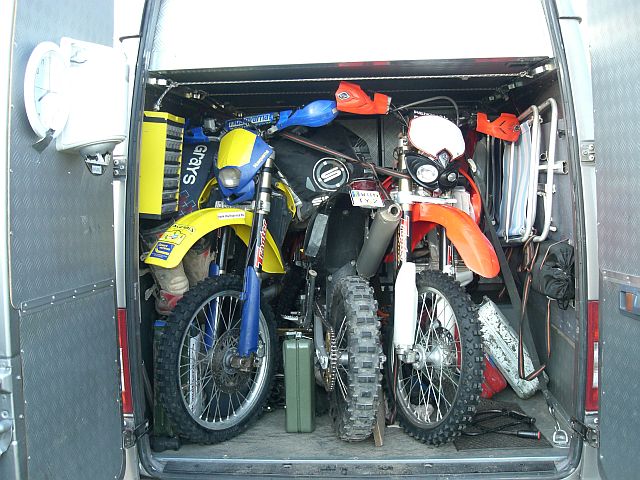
[156,275,276,444]
[385,270,483,445]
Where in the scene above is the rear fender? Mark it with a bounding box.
[144,208,285,273]
[412,203,499,278]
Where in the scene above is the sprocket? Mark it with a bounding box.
[322,327,338,392]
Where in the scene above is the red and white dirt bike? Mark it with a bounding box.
[379,101,500,444]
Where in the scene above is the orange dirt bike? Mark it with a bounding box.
[378,99,500,445]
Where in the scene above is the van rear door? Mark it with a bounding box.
[0,0,125,479]
[588,0,640,479]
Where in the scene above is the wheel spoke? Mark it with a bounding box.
[336,370,349,400]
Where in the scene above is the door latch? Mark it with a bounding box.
[123,420,149,449]
[570,417,599,448]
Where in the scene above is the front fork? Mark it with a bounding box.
[393,135,419,359]
[235,155,274,362]
[392,136,453,363]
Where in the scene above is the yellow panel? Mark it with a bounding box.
[218,129,256,168]
[145,208,285,274]
[274,181,297,218]
[144,111,185,124]
[138,111,185,216]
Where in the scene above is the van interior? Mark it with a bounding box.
[127,3,585,478]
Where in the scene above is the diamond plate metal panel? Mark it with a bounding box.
[590,0,640,277]
[597,278,640,480]
[8,1,123,479]
[19,289,122,480]
[589,1,640,478]
[10,0,115,305]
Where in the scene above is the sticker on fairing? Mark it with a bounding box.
[160,230,186,245]
[150,241,175,260]
[350,190,384,208]
[172,223,195,233]
[217,211,246,220]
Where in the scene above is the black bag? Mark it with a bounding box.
[530,240,575,309]
[516,238,575,381]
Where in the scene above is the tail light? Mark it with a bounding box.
[117,308,134,415]
[585,301,599,412]
[348,179,378,191]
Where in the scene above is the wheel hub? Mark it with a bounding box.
[416,327,456,369]
[211,328,250,393]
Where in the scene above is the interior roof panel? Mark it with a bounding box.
[148,57,552,111]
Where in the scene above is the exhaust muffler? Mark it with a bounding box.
[356,202,402,278]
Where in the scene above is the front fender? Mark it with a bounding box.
[412,203,500,278]
[144,208,285,274]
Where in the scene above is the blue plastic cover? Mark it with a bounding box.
[274,100,338,131]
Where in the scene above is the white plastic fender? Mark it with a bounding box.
[393,261,419,350]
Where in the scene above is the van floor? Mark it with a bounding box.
[154,389,562,463]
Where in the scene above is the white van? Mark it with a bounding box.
[0,0,634,479]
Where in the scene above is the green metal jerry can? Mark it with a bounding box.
[283,333,316,433]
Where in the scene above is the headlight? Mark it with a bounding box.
[416,164,439,184]
[218,167,241,189]
[405,153,442,190]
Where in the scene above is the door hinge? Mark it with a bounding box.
[123,420,149,448]
[580,141,595,163]
[570,417,599,448]
[113,155,127,178]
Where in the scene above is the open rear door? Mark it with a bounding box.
[0,0,125,479]
[588,1,640,479]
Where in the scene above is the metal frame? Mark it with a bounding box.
[503,97,559,243]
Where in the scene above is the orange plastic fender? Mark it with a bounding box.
[412,203,500,278]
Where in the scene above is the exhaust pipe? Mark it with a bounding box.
[356,202,402,278]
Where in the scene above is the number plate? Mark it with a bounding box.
[349,190,384,208]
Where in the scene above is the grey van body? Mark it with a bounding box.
[0,0,636,478]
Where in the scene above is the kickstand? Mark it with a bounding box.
[373,387,385,447]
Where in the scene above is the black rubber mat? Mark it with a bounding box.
[454,398,552,451]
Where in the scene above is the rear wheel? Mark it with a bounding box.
[385,270,483,445]
[156,275,276,444]
[329,276,383,441]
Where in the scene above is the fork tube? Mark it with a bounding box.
[439,226,453,275]
[396,133,412,271]
[238,155,274,357]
